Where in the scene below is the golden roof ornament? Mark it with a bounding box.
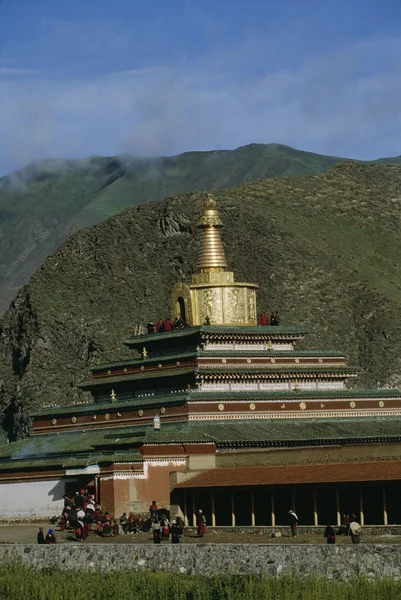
[196,194,228,271]
[110,388,117,402]
[141,347,148,359]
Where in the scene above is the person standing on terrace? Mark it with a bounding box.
[288,510,298,537]
[259,312,269,326]
[149,500,158,519]
[196,509,207,537]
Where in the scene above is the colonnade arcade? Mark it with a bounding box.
[172,482,401,527]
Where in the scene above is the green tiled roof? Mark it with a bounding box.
[190,389,401,401]
[124,325,308,346]
[90,353,197,372]
[0,427,146,472]
[81,364,356,392]
[0,451,144,472]
[97,452,143,464]
[79,367,192,389]
[61,452,143,467]
[90,349,347,375]
[0,426,147,461]
[144,417,401,446]
[3,412,401,473]
[34,388,401,419]
[34,393,188,417]
[202,326,308,335]
[200,350,346,358]
[124,328,200,345]
[0,457,68,470]
[200,366,358,374]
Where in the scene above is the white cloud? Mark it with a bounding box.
[1,33,401,175]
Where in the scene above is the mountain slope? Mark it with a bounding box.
[1,162,401,439]
[0,143,355,314]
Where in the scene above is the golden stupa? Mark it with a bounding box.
[171,194,258,326]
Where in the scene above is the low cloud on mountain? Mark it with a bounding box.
[1,16,401,175]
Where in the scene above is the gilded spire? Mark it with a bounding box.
[196,194,228,271]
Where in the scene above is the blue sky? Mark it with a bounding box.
[1,0,401,175]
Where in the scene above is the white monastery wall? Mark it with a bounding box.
[0,480,65,519]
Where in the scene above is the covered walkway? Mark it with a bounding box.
[172,461,401,527]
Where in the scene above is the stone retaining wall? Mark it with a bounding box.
[0,544,400,580]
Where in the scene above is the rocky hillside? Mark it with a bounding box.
[1,161,401,439]
[0,143,345,314]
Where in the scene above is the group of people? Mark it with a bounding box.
[258,312,280,326]
[146,317,189,334]
[289,509,362,544]
[147,501,186,544]
[37,527,56,544]
[42,492,193,544]
[57,490,114,541]
[326,513,362,545]
[147,312,282,332]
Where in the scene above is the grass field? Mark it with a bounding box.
[0,565,400,600]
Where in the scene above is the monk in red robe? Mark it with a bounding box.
[196,510,207,537]
[259,312,268,326]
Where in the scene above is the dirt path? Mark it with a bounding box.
[0,523,399,545]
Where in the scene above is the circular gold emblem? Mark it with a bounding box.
[123,368,127,373]
[105,413,110,421]
[318,359,323,363]
[295,358,300,363]
[299,402,307,410]
[350,401,356,408]
[218,403,224,411]
[92,415,97,421]
[107,370,111,375]
[51,419,57,426]
[160,407,166,414]
[158,363,162,368]
[222,359,227,364]
[140,365,145,371]
[249,403,256,411]
[247,359,252,364]
[117,412,122,417]
[379,401,384,408]
[271,358,275,363]
[71,417,77,423]
[138,409,143,417]
[176,361,180,366]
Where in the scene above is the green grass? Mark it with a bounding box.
[0,565,400,600]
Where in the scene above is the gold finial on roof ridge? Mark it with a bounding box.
[196,193,223,228]
[196,194,227,271]
[204,193,216,209]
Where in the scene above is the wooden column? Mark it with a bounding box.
[336,488,341,526]
[313,489,318,526]
[231,493,236,526]
[251,491,255,526]
[211,491,216,527]
[192,494,196,527]
[94,475,99,504]
[359,487,364,526]
[184,492,188,527]
[383,488,388,526]
[271,491,275,527]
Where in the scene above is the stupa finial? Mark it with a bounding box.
[196,194,227,271]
